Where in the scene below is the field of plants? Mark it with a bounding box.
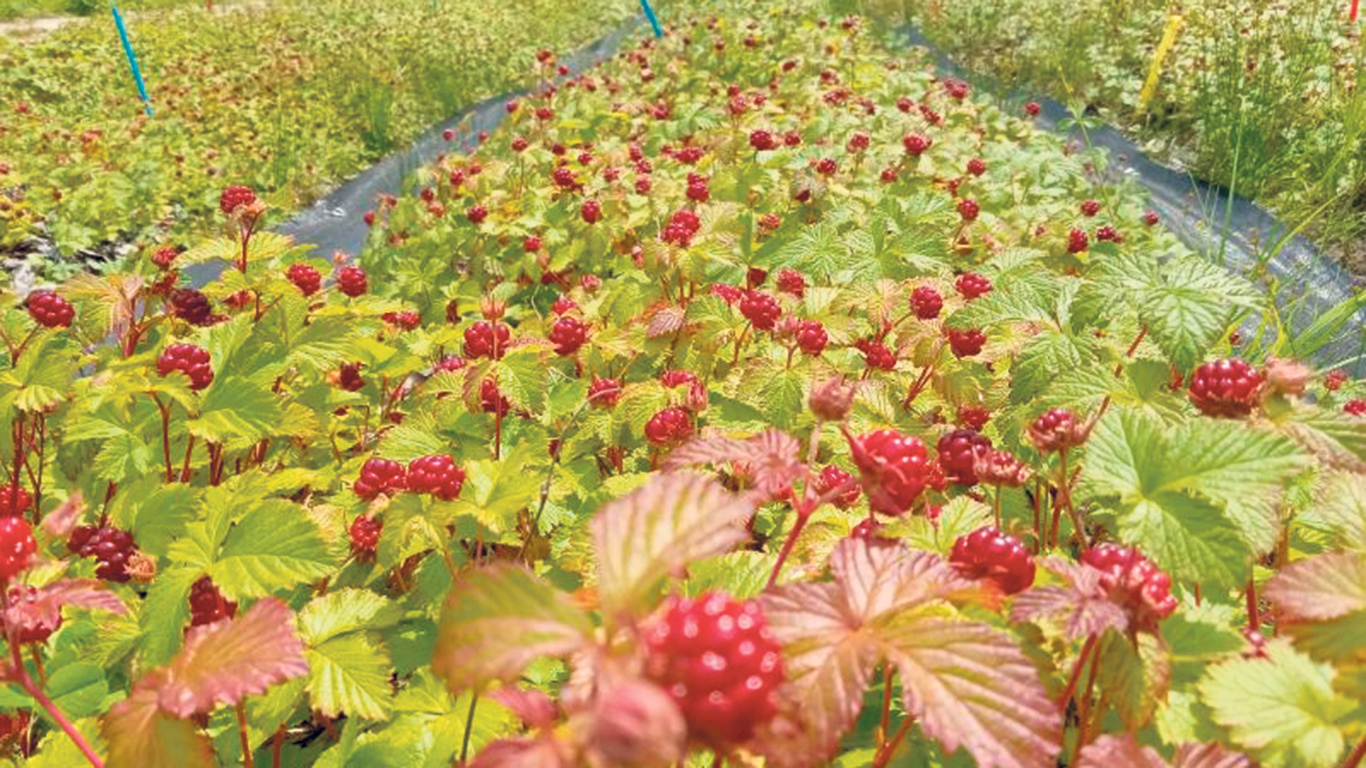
[871,0,1366,274]
[0,0,1364,767]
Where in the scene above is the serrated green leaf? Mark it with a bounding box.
[190,377,282,443]
[209,500,332,597]
[307,634,394,720]
[299,588,405,646]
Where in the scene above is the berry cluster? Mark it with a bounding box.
[661,209,702,247]
[946,327,986,358]
[218,185,257,215]
[549,315,589,356]
[171,288,216,326]
[1080,543,1179,628]
[0,483,31,517]
[794,321,828,356]
[910,286,943,320]
[857,339,897,370]
[950,527,1036,595]
[813,465,860,509]
[850,429,932,515]
[588,378,623,409]
[643,592,785,746]
[1188,358,1263,418]
[353,457,407,500]
[188,577,238,627]
[338,265,368,297]
[27,290,74,328]
[464,321,511,360]
[286,264,322,296]
[157,344,214,391]
[1028,408,1087,452]
[68,525,137,582]
[645,407,694,446]
[937,429,993,486]
[349,515,383,561]
[955,273,992,300]
[739,291,782,331]
[406,454,467,501]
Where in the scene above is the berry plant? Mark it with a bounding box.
[0,2,1361,767]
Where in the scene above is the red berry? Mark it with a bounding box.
[463,321,511,360]
[26,290,74,328]
[1344,399,1366,417]
[1079,200,1101,217]
[1067,228,1089,254]
[6,584,61,642]
[1144,210,1160,227]
[433,356,466,374]
[749,130,776,151]
[957,406,991,432]
[349,515,382,561]
[170,288,215,326]
[1324,370,1349,391]
[524,236,543,253]
[1095,225,1123,243]
[910,286,943,320]
[950,527,1035,595]
[588,378,622,409]
[336,362,365,392]
[645,407,693,446]
[407,455,466,501]
[1189,358,1263,418]
[480,378,512,416]
[946,327,986,358]
[937,429,992,486]
[467,205,488,225]
[218,185,256,215]
[814,465,860,509]
[660,370,700,389]
[711,284,742,304]
[966,158,987,176]
[760,214,781,231]
[549,316,589,356]
[551,296,578,316]
[188,577,237,627]
[858,339,897,371]
[157,343,214,390]
[816,158,838,176]
[776,269,805,298]
[581,199,602,224]
[0,517,36,582]
[1024,101,1042,117]
[67,525,134,582]
[353,458,406,500]
[955,273,992,300]
[795,321,828,356]
[363,211,377,227]
[643,592,785,746]
[745,267,768,288]
[1081,543,1178,625]
[337,266,368,298]
[286,264,321,297]
[1028,408,1087,452]
[849,430,932,515]
[739,291,781,331]
[957,198,980,222]
[151,246,178,269]
[902,132,932,156]
[382,311,421,331]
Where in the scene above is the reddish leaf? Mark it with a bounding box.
[663,429,803,499]
[1173,742,1256,768]
[4,579,127,638]
[156,598,309,718]
[103,672,215,768]
[1011,558,1129,639]
[1078,735,1167,768]
[468,736,572,768]
[1265,551,1366,623]
[645,305,687,338]
[489,685,558,729]
[592,473,752,617]
[39,492,84,538]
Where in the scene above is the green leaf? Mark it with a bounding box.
[307,634,394,720]
[132,484,200,560]
[299,589,405,646]
[209,500,332,598]
[190,377,282,443]
[496,346,549,413]
[139,568,200,667]
[450,446,540,536]
[431,564,592,695]
[1199,640,1356,768]
[1116,492,1248,588]
[1140,285,1234,373]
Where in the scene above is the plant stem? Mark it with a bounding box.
[4,603,103,768]
[152,393,175,483]
[766,506,812,589]
[237,701,254,768]
[871,717,914,768]
[272,726,285,768]
[992,486,1002,529]
[1058,634,1098,707]
[877,664,895,745]
[1246,575,1260,632]
[1342,736,1366,768]
[459,693,479,765]
[1056,448,1088,549]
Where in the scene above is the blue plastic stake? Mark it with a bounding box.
[112,5,152,116]
[638,0,663,37]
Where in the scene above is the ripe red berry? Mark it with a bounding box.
[382,311,421,331]
[1081,543,1178,625]
[957,406,991,432]
[353,457,407,500]
[218,185,257,216]
[349,515,382,561]
[814,465,860,509]
[711,284,743,304]
[910,286,943,320]
[955,272,992,300]
[6,584,61,642]
[645,407,693,447]
[337,266,368,297]
[1095,225,1123,243]
[1080,200,1101,217]
[1344,399,1366,417]
[188,577,237,627]
[551,296,578,316]
[937,429,993,486]
[775,268,806,298]
[1028,408,1087,452]
[1024,101,1042,117]
[549,316,589,356]
[363,211,377,227]
[660,370,699,389]
[1067,228,1090,254]
[433,356,466,374]
[950,527,1036,595]
[588,378,622,409]
[0,516,36,582]
[1324,370,1349,391]
[857,339,897,371]
[849,430,932,515]
[27,290,74,328]
[902,132,932,156]
[480,378,512,416]
[151,246,178,269]
[407,455,466,501]
[966,158,987,176]
[463,321,511,360]
[1144,210,1160,226]
[816,158,838,176]
[1188,358,1263,418]
[67,525,135,582]
[745,267,768,288]
[524,236,543,253]
[581,199,602,224]
[946,327,986,358]
[157,343,214,390]
[170,288,215,326]
[0,483,31,517]
[739,291,781,331]
[795,321,828,356]
[957,198,980,222]
[643,592,784,746]
[749,130,777,151]
[286,264,321,297]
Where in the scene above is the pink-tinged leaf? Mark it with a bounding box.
[157,598,309,718]
[468,736,573,768]
[433,564,592,695]
[103,673,215,768]
[1266,551,1366,623]
[592,473,752,617]
[663,430,803,499]
[880,610,1062,768]
[1011,559,1129,640]
[1077,735,1167,768]
[1173,742,1255,768]
[489,686,559,729]
[40,491,84,538]
[646,305,687,338]
[4,579,127,639]
[756,582,878,768]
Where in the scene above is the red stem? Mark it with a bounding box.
[766,479,859,588]
[1246,576,1260,631]
[1342,737,1366,768]
[1057,634,1098,707]
[272,727,285,768]
[871,717,914,768]
[153,394,175,483]
[237,700,254,767]
[877,664,895,744]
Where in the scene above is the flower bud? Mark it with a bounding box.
[578,679,685,768]
[810,378,854,422]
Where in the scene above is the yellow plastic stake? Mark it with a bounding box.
[1139,14,1184,114]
